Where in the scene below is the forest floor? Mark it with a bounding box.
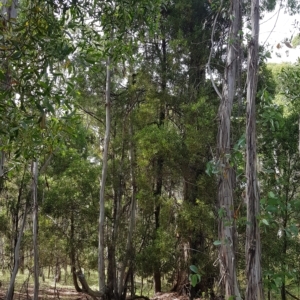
[0,288,202,300]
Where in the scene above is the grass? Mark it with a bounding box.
[0,268,160,299]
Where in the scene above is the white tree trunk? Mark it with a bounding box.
[98,55,111,293]
[217,0,241,299]
[245,0,263,299]
[32,160,39,300]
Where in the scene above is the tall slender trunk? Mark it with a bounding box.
[98,54,111,293]
[281,187,289,300]
[32,160,39,300]
[2,5,19,296]
[217,1,241,299]
[0,150,5,193]
[6,166,26,299]
[6,201,28,300]
[153,32,167,294]
[245,0,263,299]
[108,136,125,300]
[118,116,137,299]
[70,210,82,292]
[298,115,300,154]
[153,155,163,293]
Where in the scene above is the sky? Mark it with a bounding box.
[260,6,300,63]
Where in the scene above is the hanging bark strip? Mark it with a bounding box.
[245,0,263,299]
[216,0,241,299]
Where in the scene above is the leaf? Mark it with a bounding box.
[262,219,269,226]
[11,51,22,60]
[268,191,276,199]
[189,265,198,274]
[213,240,222,246]
[190,274,198,287]
[205,162,212,176]
[84,56,97,64]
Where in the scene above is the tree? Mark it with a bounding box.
[215,0,242,298]
[32,160,39,300]
[98,45,112,298]
[245,0,263,299]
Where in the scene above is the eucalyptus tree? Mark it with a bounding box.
[211,0,242,297]
[245,0,263,298]
[61,1,166,297]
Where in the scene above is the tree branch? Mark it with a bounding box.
[206,1,223,100]
[78,105,105,125]
[286,290,300,300]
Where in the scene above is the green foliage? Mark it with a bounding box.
[189,265,202,287]
[3,0,300,297]
[292,34,300,48]
[278,63,300,111]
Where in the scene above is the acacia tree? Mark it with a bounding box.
[245,0,263,299]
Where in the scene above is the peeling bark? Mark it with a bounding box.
[217,0,241,299]
[245,0,263,299]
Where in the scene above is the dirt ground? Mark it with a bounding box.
[0,286,85,299]
[0,288,201,300]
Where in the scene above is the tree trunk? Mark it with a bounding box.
[245,0,263,299]
[118,117,137,299]
[0,150,5,193]
[153,161,162,293]
[6,166,27,299]
[298,115,300,154]
[108,142,124,300]
[2,4,19,298]
[76,270,105,299]
[217,0,241,299]
[70,210,82,292]
[281,192,288,300]
[152,32,167,294]
[6,202,28,300]
[98,53,111,293]
[32,160,39,300]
